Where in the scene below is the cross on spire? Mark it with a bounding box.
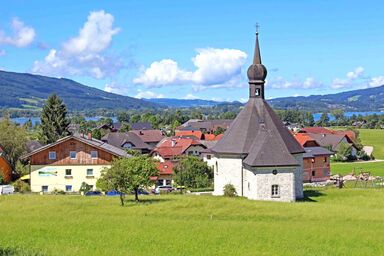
[255,23,260,35]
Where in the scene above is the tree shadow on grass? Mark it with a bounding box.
[123,197,174,207]
[298,190,326,202]
[0,247,44,256]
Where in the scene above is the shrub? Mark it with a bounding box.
[12,180,30,193]
[223,184,237,197]
[79,182,92,193]
[52,189,66,195]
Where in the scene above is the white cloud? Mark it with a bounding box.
[135,89,164,99]
[369,76,384,88]
[331,67,366,89]
[133,48,247,88]
[32,10,122,79]
[267,76,323,89]
[183,93,198,100]
[0,18,35,47]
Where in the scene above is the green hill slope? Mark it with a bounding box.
[0,70,160,112]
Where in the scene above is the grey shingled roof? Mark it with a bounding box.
[303,147,334,158]
[102,132,150,149]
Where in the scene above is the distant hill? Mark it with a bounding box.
[0,70,160,112]
[268,85,384,112]
[144,98,232,108]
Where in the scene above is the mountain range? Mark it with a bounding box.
[0,70,159,112]
[0,70,383,112]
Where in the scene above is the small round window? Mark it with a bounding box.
[272,169,278,175]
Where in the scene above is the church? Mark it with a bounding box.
[212,32,305,202]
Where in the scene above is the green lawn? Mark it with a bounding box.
[331,161,384,176]
[358,129,384,159]
[1,191,384,255]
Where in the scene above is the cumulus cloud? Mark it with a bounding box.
[267,76,323,89]
[369,76,384,88]
[0,17,35,47]
[331,66,366,89]
[32,10,122,79]
[133,48,247,88]
[135,89,164,99]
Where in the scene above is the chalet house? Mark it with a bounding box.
[152,161,174,187]
[0,145,12,184]
[101,132,152,154]
[299,127,356,141]
[305,133,358,156]
[23,134,128,193]
[294,133,333,182]
[130,129,164,149]
[152,137,207,162]
[212,32,304,202]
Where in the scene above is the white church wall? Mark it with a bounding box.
[245,167,296,202]
[213,154,243,196]
[293,153,304,199]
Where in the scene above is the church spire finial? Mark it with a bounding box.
[253,23,262,65]
[247,24,267,99]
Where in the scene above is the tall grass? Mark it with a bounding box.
[1,190,384,255]
[358,129,384,159]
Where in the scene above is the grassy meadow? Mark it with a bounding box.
[1,189,384,255]
[358,129,384,159]
[328,129,384,176]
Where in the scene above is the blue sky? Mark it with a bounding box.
[0,0,383,102]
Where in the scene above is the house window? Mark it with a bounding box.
[91,151,98,159]
[158,179,164,186]
[48,151,56,160]
[206,154,212,160]
[65,169,72,176]
[188,151,193,155]
[42,185,48,192]
[65,185,72,192]
[324,157,327,163]
[166,180,171,186]
[86,169,94,176]
[70,151,77,159]
[312,170,316,177]
[271,185,280,197]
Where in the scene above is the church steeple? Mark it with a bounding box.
[247,26,267,99]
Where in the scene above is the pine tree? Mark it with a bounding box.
[40,94,70,144]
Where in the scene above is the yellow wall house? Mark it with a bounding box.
[23,134,129,193]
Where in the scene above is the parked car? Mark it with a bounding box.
[132,189,149,195]
[106,190,124,196]
[152,185,173,194]
[0,185,14,195]
[85,191,102,196]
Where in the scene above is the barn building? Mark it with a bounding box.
[212,32,305,202]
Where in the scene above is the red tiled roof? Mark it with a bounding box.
[214,134,224,141]
[153,137,205,158]
[156,161,174,175]
[203,134,216,141]
[300,127,333,134]
[334,130,356,140]
[294,133,319,147]
[175,130,203,139]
